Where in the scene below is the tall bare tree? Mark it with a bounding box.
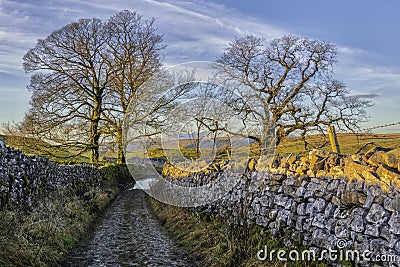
[102,10,165,163]
[20,11,169,163]
[215,35,371,151]
[22,18,110,163]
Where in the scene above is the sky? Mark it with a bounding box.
[0,0,399,133]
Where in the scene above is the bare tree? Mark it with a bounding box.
[122,69,197,161]
[22,18,110,163]
[102,10,165,163]
[20,10,169,163]
[155,82,244,161]
[214,35,371,151]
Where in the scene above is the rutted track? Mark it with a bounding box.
[65,189,194,267]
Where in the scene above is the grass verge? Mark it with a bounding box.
[149,198,353,267]
[0,164,132,267]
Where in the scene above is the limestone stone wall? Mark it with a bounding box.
[166,147,400,266]
[266,147,400,190]
[0,141,102,209]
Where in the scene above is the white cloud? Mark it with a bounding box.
[0,0,287,124]
[335,44,400,119]
[338,65,400,98]
[0,0,287,70]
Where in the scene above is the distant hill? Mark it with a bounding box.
[183,138,254,149]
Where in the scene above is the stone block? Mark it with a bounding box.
[344,158,375,179]
[276,209,290,224]
[312,213,327,229]
[259,195,271,207]
[323,203,335,218]
[334,219,349,238]
[384,196,400,212]
[304,190,315,199]
[395,241,400,252]
[377,164,400,182]
[366,151,385,167]
[255,215,268,226]
[283,185,297,198]
[309,155,327,175]
[334,208,352,219]
[341,190,366,207]
[296,202,307,216]
[379,225,391,241]
[383,148,400,169]
[296,216,305,231]
[366,203,389,225]
[369,239,389,255]
[364,224,380,237]
[312,198,327,213]
[302,218,313,231]
[331,196,341,206]
[274,194,293,207]
[306,202,315,215]
[388,212,400,235]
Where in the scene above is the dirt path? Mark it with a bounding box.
[65,189,194,267]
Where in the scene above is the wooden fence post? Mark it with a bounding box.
[328,125,341,154]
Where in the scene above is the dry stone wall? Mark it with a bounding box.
[166,147,400,266]
[266,147,400,190]
[0,141,102,209]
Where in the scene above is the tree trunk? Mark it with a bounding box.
[212,130,218,156]
[116,127,126,164]
[89,120,100,164]
[196,122,201,159]
[261,124,276,157]
[90,94,102,164]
